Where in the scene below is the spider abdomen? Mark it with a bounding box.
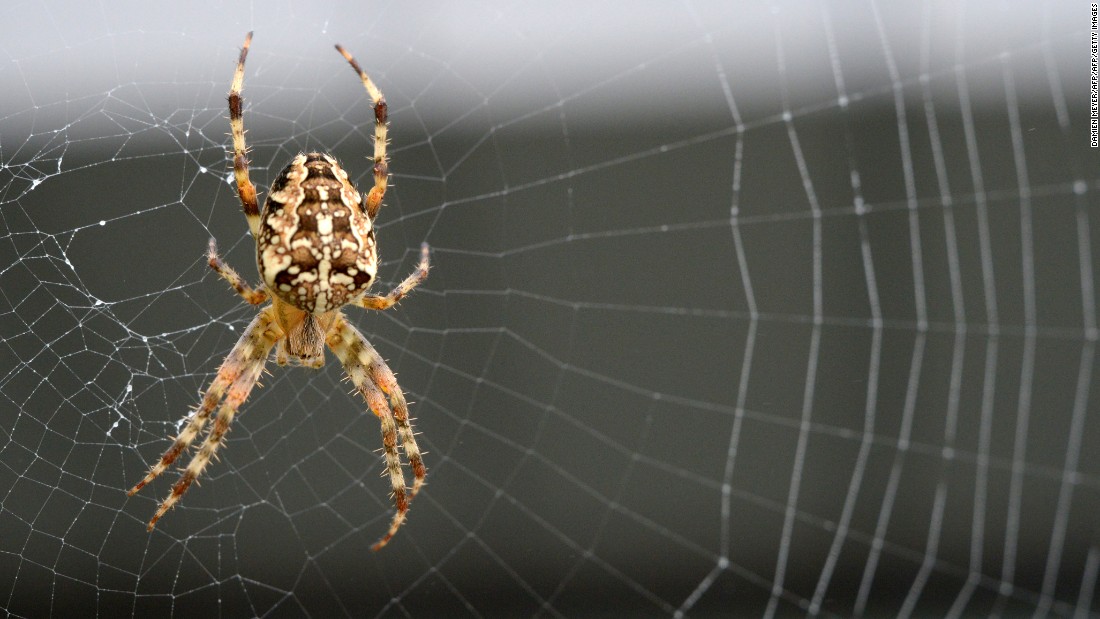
[258,152,377,313]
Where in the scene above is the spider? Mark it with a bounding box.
[128,32,429,550]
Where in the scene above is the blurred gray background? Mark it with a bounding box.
[1,1,1098,617]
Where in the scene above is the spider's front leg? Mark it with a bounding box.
[130,307,279,530]
[328,314,426,550]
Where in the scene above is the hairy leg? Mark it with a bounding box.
[228,31,261,236]
[328,314,425,550]
[357,243,430,311]
[131,306,278,530]
[207,238,268,305]
[334,43,389,220]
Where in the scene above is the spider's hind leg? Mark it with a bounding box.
[228,31,261,237]
[334,43,389,220]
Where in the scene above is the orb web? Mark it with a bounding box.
[1,1,1097,617]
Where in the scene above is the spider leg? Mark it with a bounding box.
[135,307,279,531]
[328,314,426,550]
[207,238,269,305]
[275,339,290,366]
[357,243,430,311]
[128,356,236,495]
[229,31,261,237]
[334,43,389,221]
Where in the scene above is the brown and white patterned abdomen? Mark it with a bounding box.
[258,153,377,313]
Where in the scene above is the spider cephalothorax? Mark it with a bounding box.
[128,32,428,550]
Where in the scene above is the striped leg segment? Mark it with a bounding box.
[131,307,278,530]
[334,43,389,220]
[328,315,426,550]
[228,31,261,236]
[357,243,430,311]
[207,238,268,305]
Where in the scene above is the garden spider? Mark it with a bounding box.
[128,32,429,550]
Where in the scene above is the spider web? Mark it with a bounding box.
[1,0,1098,616]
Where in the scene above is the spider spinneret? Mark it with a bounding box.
[128,32,429,551]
